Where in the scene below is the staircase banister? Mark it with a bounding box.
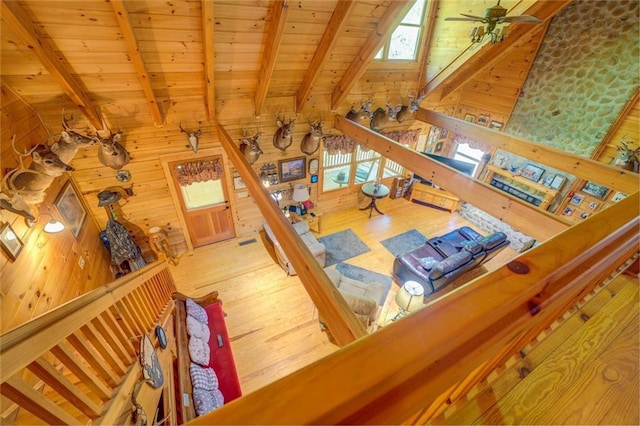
[191,192,639,425]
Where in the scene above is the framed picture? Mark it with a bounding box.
[542,174,555,187]
[563,206,574,216]
[278,157,306,183]
[439,128,449,139]
[580,211,591,220]
[550,175,566,190]
[489,120,503,131]
[0,223,23,261]
[435,142,443,152]
[587,201,599,210]
[54,181,87,238]
[233,175,246,190]
[611,192,627,202]
[477,114,490,126]
[464,113,475,122]
[520,164,545,182]
[571,194,584,205]
[582,181,610,200]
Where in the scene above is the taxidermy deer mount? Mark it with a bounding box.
[273,116,295,152]
[300,118,323,155]
[180,122,202,153]
[239,130,263,165]
[98,130,131,171]
[610,136,639,173]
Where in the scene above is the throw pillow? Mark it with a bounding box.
[186,298,209,325]
[192,388,224,416]
[188,336,210,366]
[186,315,211,341]
[419,256,439,271]
[432,250,472,275]
[463,241,483,255]
[480,232,507,250]
[189,362,219,391]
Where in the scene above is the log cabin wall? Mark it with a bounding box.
[0,85,112,334]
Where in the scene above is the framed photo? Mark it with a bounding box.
[477,114,490,126]
[464,113,475,122]
[580,211,591,220]
[550,175,566,190]
[563,206,574,216]
[0,223,23,261]
[570,194,584,205]
[439,128,449,139]
[582,181,610,200]
[278,157,306,183]
[520,164,545,182]
[54,181,87,238]
[233,175,246,190]
[587,201,599,210]
[435,142,443,152]
[611,192,627,202]
[542,174,555,187]
[489,121,503,131]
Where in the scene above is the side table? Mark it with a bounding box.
[360,182,389,218]
[289,210,322,234]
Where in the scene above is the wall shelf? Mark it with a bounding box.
[484,165,559,210]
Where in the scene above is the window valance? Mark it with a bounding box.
[382,129,421,146]
[175,159,224,186]
[452,134,491,152]
[323,135,358,154]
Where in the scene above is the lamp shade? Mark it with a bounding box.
[43,218,65,233]
[292,184,309,203]
[395,280,424,312]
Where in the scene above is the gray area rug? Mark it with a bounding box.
[336,263,392,306]
[381,229,428,257]
[318,229,370,266]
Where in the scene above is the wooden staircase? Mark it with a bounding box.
[429,271,639,425]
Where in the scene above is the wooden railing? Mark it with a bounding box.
[191,191,639,425]
[0,261,176,425]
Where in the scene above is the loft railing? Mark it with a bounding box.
[0,261,176,425]
[193,191,639,425]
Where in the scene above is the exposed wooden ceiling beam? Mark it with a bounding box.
[201,0,216,121]
[1,0,104,130]
[217,125,366,346]
[330,0,416,111]
[254,0,290,117]
[417,0,440,92]
[420,0,571,101]
[334,115,567,241]
[110,0,164,127]
[417,109,639,195]
[295,1,356,113]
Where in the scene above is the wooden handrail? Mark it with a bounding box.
[191,192,639,425]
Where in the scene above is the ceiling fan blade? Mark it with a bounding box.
[503,15,544,24]
[459,13,485,20]
[445,17,483,22]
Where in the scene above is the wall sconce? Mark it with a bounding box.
[260,163,278,187]
[26,213,65,233]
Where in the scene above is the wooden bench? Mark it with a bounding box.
[173,291,242,423]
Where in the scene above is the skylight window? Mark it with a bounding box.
[376,0,426,61]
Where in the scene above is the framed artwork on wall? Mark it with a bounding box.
[570,194,584,206]
[489,121,503,131]
[54,181,87,238]
[439,128,449,139]
[520,164,545,182]
[550,175,566,190]
[581,181,610,200]
[279,157,306,183]
[464,113,475,122]
[477,115,490,126]
[611,192,627,202]
[0,223,23,261]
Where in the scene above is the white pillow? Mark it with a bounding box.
[186,315,211,341]
[189,362,219,391]
[186,298,208,324]
[188,336,210,366]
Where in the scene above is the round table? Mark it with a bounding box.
[360,182,389,218]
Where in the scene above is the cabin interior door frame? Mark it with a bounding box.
[160,148,237,251]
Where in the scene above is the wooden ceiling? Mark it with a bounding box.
[0,0,570,134]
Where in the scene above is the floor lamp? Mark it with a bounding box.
[393,280,425,321]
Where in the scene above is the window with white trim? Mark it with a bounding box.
[375,0,427,61]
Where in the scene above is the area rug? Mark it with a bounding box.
[380,229,428,257]
[318,229,370,267]
[335,263,392,306]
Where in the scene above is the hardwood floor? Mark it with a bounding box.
[170,196,517,396]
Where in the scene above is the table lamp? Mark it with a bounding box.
[393,280,424,320]
[292,184,309,215]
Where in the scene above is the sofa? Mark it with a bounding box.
[392,226,509,298]
[319,268,387,339]
[263,220,326,275]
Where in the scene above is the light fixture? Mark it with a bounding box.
[393,280,424,320]
[26,213,65,233]
[292,184,310,215]
[470,24,507,44]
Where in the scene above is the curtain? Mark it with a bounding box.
[323,135,357,154]
[175,159,224,186]
[452,134,491,152]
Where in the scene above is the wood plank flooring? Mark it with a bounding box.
[170,196,516,395]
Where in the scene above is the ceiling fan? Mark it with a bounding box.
[445,0,543,44]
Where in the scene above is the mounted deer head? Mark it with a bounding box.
[98,131,131,170]
[179,122,202,153]
[610,136,640,172]
[240,131,263,165]
[396,91,426,123]
[300,119,323,155]
[370,103,400,132]
[273,117,295,152]
[346,100,373,125]
[54,109,100,163]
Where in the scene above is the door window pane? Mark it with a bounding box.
[180,179,225,210]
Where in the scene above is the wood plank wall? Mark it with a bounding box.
[0,85,112,334]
